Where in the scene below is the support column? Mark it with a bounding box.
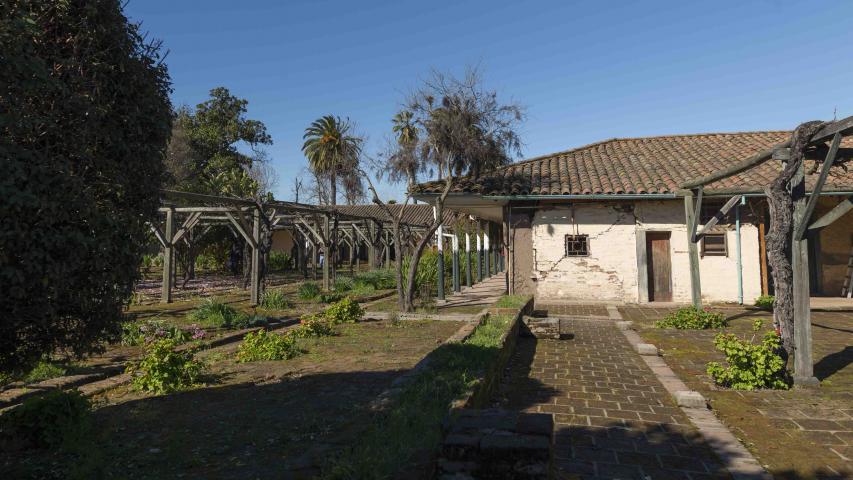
[791,160,818,386]
[452,235,460,293]
[476,223,483,282]
[684,194,702,308]
[250,208,261,305]
[465,232,472,288]
[322,216,331,290]
[385,232,391,267]
[436,207,445,301]
[483,223,491,279]
[161,208,175,304]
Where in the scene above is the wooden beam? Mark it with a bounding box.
[695,195,742,239]
[161,208,175,304]
[250,208,261,305]
[809,195,853,230]
[794,133,842,240]
[791,157,818,386]
[171,212,203,245]
[690,187,703,242]
[225,212,257,249]
[149,222,167,248]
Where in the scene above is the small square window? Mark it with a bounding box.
[701,233,727,257]
[565,234,589,257]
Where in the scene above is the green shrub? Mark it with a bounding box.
[121,319,205,345]
[0,390,91,449]
[22,359,68,384]
[268,251,292,271]
[194,253,220,271]
[189,298,246,328]
[141,253,163,270]
[655,306,727,329]
[324,297,364,324]
[298,282,321,300]
[706,319,789,390]
[319,292,345,303]
[353,269,396,290]
[754,295,775,311]
[126,339,204,394]
[349,282,377,297]
[401,251,452,297]
[261,289,292,309]
[293,316,335,338]
[236,330,298,362]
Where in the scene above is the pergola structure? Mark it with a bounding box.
[150,190,500,306]
[679,115,853,385]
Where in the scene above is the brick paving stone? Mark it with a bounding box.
[493,318,733,479]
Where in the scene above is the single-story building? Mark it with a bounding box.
[414,131,853,304]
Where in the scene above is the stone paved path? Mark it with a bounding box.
[439,274,507,310]
[494,318,731,480]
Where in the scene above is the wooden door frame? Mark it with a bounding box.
[636,229,673,303]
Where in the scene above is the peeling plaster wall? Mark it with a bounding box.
[531,201,763,303]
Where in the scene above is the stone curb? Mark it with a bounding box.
[611,309,772,480]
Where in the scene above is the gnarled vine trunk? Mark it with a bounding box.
[764,120,824,365]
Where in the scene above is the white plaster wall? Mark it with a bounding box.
[531,201,763,304]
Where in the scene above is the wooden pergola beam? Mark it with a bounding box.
[809,195,853,231]
[794,133,842,241]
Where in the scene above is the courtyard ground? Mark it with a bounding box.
[622,305,852,479]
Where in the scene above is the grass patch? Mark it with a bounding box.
[260,289,292,309]
[321,312,516,479]
[494,294,529,309]
[655,306,727,329]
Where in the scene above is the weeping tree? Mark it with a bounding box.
[1,1,172,371]
[364,67,524,311]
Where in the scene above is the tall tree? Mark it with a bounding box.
[0,0,172,371]
[302,115,362,206]
[387,110,422,190]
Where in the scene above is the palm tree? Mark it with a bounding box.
[302,115,362,206]
[390,110,420,189]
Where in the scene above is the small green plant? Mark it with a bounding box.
[0,390,91,449]
[319,292,345,303]
[22,359,68,384]
[754,295,775,311]
[298,282,321,300]
[494,295,529,309]
[236,330,298,362]
[268,251,292,271]
[261,289,292,309]
[189,298,246,328]
[324,297,364,324]
[293,315,335,338]
[655,306,727,329]
[126,339,205,394]
[353,269,396,290]
[121,319,205,345]
[194,253,220,271]
[334,277,354,292]
[706,319,790,390]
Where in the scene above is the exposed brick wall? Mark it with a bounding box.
[530,201,763,303]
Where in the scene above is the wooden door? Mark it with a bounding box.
[647,232,672,302]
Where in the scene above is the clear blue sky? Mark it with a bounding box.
[126,0,853,202]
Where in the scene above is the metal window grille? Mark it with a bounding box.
[701,233,728,257]
[565,234,589,257]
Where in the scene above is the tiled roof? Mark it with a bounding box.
[413,132,853,196]
[335,204,459,226]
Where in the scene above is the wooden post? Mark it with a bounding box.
[476,223,483,282]
[367,221,376,270]
[452,234,460,293]
[791,158,819,386]
[465,232,472,288]
[161,208,175,304]
[684,193,702,308]
[385,232,391,267]
[483,223,491,279]
[250,208,261,305]
[436,207,445,301]
[322,215,331,290]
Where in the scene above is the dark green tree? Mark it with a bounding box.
[0,1,173,372]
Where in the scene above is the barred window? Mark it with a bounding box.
[565,234,589,257]
[701,233,727,257]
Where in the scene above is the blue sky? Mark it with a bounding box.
[126,0,853,201]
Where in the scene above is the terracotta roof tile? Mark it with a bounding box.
[414,131,853,196]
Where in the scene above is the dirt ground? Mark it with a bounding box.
[4,318,463,479]
[622,306,852,479]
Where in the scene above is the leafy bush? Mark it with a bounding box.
[0,390,91,450]
[2,0,173,372]
[319,292,345,304]
[401,251,453,297]
[121,320,205,346]
[268,251,292,271]
[194,253,220,271]
[236,330,298,362]
[141,253,164,270]
[655,306,727,329]
[706,319,789,390]
[754,295,775,311]
[189,298,246,328]
[298,282,321,300]
[261,289,292,309]
[293,316,335,338]
[126,339,205,394]
[228,314,269,330]
[324,297,364,324]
